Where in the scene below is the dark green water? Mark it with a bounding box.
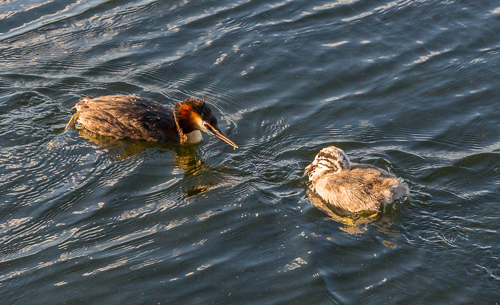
[1,0,499,304]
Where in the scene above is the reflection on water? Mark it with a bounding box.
[73,128,163,161]
[307,188,373,234]
[67,126,236,200]
[73,128,240,202]
[306,188,407,236]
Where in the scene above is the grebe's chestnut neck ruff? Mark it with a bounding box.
[306,146,408,216]
[65,95,237,148]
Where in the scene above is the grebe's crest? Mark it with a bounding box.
[173,97,238,148]
[174,98,215,134]
[306,146,351,181]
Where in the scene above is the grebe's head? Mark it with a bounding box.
[305,146,351,181]
[174,98,238,148]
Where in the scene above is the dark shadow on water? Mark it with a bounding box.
[74,127,174,161]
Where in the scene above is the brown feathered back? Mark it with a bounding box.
[74,95,179,143]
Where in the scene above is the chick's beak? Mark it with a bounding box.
[206,124,238,148]
[304,164,316,175]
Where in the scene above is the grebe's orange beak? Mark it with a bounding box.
[206,124,238,148]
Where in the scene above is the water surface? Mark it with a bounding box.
[1,0,500,304]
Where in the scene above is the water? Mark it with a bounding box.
[1,0,499,304]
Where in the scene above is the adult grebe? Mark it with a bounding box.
[65,95,238,148]
[305,146,408,216]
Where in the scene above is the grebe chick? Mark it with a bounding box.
[305,146,408,216]
[65,95,237,148]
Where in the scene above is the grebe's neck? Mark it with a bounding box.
[173,112,188,144]
[174,114,202,144]
[173,98,206,144]
[185,130,203,144]
[173,112,204,145]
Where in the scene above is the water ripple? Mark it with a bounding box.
[1,0,500,303]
